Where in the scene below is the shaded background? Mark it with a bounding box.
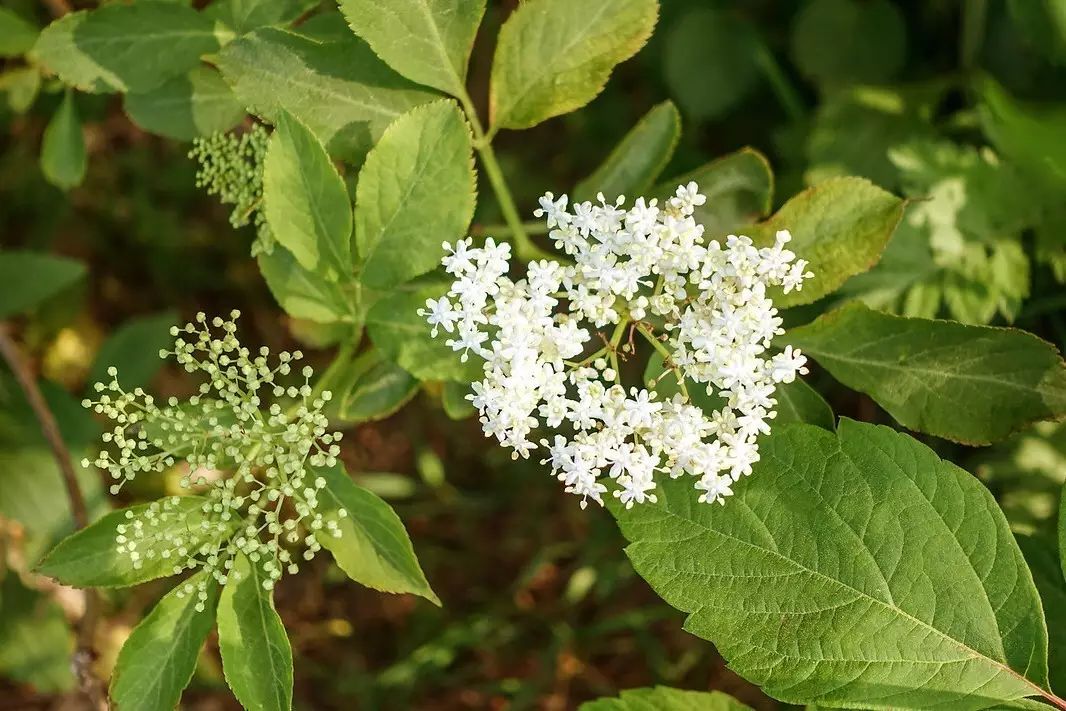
[2,0,1065,709]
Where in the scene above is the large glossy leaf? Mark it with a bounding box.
[33,3,218,94]
[215,27,438,163]
[0,250,84,319]
[354,100,475,289]
[489,0,658,130]
[87,311,176,393]
[751,176,906,307]
[574,101,680,202]
[258,246,356,324]
[110,572,219,711]
[652,148,773,237]
[264,111,352,278]
[338,0,485,96]
[581,686,753,711]
[365,279,482,382]
[40,91,86,190]
[36,497,224,588]
[217,553,293,711]
[315,463,438,604]
[788,302,1066,445]
[124,66,245,141]
[611,420,1051,709]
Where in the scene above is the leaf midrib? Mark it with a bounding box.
[630,494,1045,700]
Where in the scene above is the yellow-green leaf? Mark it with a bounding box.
[217,554,293,711]
[40,91,86,190]
[339,0,485,96]
[354,100,475,289]
[489,0,658,130]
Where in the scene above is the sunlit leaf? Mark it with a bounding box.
[611,420,1050,709]
[110,572,219,711]
[217,553,293,711]
[581,686,753,711]
[489,0,658,130]
[315,463,439,604]
[354,100,475,289]
[124,66,245,141]
[788,302,1066,444]
[338,0,485,96]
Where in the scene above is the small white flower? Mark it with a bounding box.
[423,183,812,508]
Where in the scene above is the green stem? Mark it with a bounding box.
[960,0,987,71]
[753,41,805,123]
[458,91,554,262]
[636,324,688,400]
[475,221,550,237]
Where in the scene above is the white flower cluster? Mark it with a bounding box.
[421,184,812,509]
[83,312,346,607]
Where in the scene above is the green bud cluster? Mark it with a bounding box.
[189,126,275,256]
[82,311,347,607]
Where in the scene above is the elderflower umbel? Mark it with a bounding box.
[421,183,812,509]
[82,311,346,609]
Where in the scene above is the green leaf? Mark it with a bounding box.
[581,686,753,711]
[110,572,219,711]
[33,3,219,94]
[338,0,485,96]
[40,90,86,190]
[0,573,73,692]
[1060,485,1066,581]
[332,350,419,423]
[258,247,356,324]
[264,111,352,278]
[652,148,773,237]
[489,0,658,130]
[789,303,1066,444]
[215,27,438,163]
[88,311,176,393]
[1007,0,1066,65]
[365,279,482,382]
[751,176,906,308]
[315,463,437,603]
[207,0,318,34]
[662,7,762,121]
[611,420,1051,709]
[0,448,106,565]
[0,250,84,319]
[0,7,38,57]
[36,496,222,588]
[124,66,245,141]
[791,0,906,87]
[574,100,680,202]
[217,553,293,711]
[773,378,834,430]
[979,79,1066,192]
[1016,535,1066,694]
[0,66,41,113]
[354,100,475,289]
[441,380,475,420]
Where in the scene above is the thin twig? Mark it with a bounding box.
[0,324,106,709]
[41,0,72,19]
